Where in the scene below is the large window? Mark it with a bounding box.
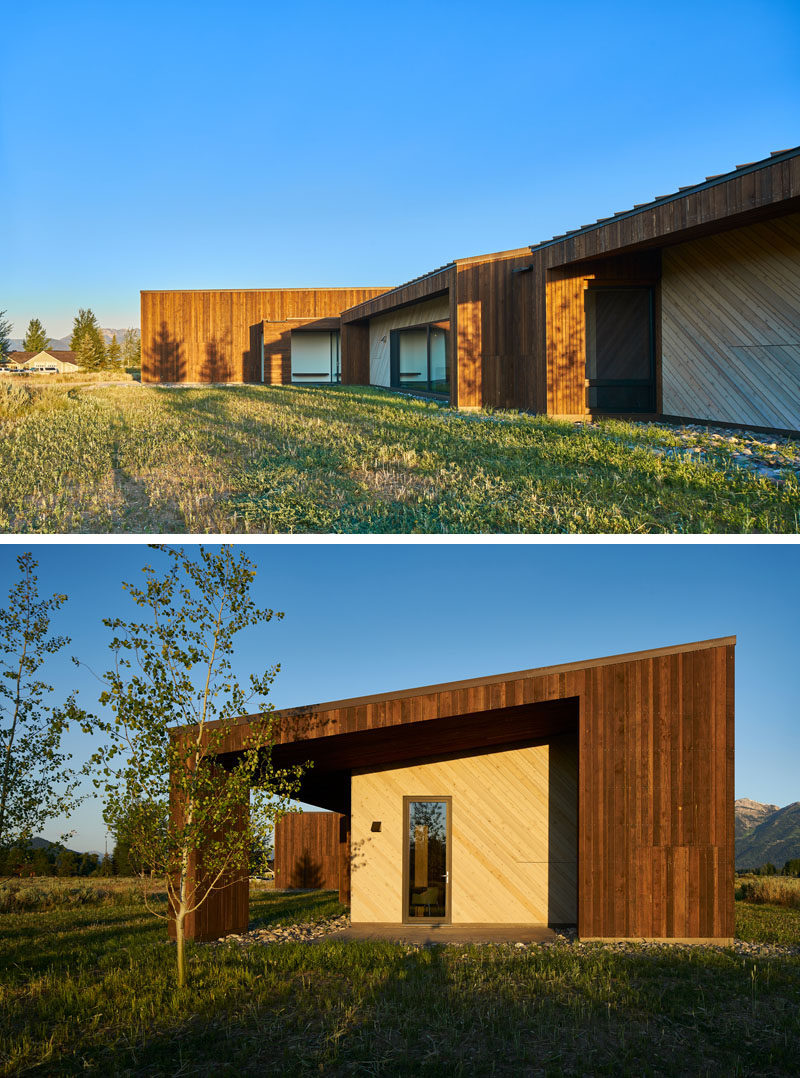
[390,324,449,396]
[290,331,341,384]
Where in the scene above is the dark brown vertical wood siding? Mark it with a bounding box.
[274,811,344,890]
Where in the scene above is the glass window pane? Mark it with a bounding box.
[398,330,428,387]
[407,801,447,919]
[429,328,448,395]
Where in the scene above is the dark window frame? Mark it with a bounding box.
[390,324,449,398]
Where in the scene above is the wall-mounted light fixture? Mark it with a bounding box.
[371,821,382,832]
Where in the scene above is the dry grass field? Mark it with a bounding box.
[1,382,798,534]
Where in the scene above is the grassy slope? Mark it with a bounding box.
[1,891,798,1076]
[1,384,798,533]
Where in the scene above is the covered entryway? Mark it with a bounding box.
[585,286,655,412]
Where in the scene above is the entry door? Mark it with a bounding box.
[585,287,655,412]
[403,797,451,923]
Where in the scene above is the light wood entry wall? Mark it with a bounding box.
[661,213,800,430]
[368,295,451,387]
[350,735,578,925]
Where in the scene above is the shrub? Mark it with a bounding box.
[736,874,800,908]
[0,880,160,913]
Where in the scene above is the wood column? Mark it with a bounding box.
[168,762,250,942]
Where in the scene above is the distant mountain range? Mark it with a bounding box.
[8,329,138,352]
[735,798,800,869]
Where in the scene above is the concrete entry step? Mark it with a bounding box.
[326,923,560,945]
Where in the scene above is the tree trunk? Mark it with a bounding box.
[175,908,186,988]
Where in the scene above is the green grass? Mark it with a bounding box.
[736,901,800,944]
[0,383,797,533]
[1,890,799,1076]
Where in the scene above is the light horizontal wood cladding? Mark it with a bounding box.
[140,288,388,384]
[368,296,451,386]
[661,214,800,430]
[274,812,343,890]
[350,737,577,924]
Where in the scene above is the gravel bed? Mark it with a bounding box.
[210,918,799,958]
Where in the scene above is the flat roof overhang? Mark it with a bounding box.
[197,636,735,811]
[257,696,579,812]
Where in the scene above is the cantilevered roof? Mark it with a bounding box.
[529,145,800,251]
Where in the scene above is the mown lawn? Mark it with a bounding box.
[0,383,798,533]
[1,888,799,1076]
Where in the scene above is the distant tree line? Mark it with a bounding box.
[738,859,800,877]
[0,307,140,370]
[0,842,114,878]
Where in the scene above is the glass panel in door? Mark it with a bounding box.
[398,329,429,389]
[429,327,448,395]
[407,800,448,919]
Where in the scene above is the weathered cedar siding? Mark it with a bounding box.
[274,811,343,891]
[172,638,734,943]
[141,288,388,384]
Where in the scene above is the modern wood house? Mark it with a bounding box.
[143,147,800,432]
[173,636,735,944]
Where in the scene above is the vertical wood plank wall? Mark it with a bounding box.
[543,252,662,417]
[274,811,343,890]
[141,288,388,383]
[454,251,541,411]
[578,645,734,939]
[176,639,734,940]
[661,213,800,430]
[167,762,250,943]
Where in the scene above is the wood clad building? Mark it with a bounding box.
[172,636,735,943]
[141,147,799,431]
[140,287,390,384]
[339,147,800,430]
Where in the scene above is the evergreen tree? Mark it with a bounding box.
[22,318,49,353]
[106,334,122,370]
[0,310,12,361]
[70,309,106,370]
[122,328,141,370]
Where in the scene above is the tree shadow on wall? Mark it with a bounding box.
[147,322,186,382]
[201,336,233,383]
[291,851,323,890]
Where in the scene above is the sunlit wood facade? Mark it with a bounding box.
[172,637,735,943]
[142,148,799,431]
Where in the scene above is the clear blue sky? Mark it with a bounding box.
[2,0,799,338]
[1,542,797,850]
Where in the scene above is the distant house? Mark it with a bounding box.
[5,350,80,373]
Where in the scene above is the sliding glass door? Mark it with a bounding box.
[403,797,451,922]
[390,324,450,397]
